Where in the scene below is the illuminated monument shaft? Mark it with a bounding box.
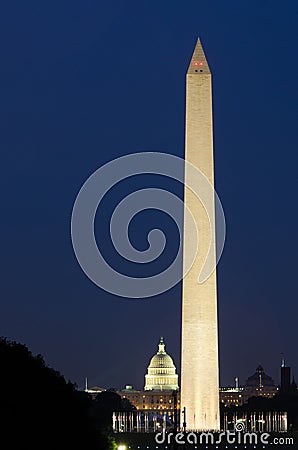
[181,38,219,430]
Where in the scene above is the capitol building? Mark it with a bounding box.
[144,337,178,391]
[118,337,179,412]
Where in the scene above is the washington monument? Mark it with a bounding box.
[181,38,220,430]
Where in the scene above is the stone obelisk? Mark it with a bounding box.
[181,38,220,431]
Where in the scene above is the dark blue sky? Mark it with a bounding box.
[1,0,298,389]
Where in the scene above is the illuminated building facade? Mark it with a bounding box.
[220,366,278,407]
[119,385,179,412]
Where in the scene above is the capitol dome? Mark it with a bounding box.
[144,337,179,391]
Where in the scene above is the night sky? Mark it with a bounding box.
[1,0,298,391]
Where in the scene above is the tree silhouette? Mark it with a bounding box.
[92,390,136,428]
[0,337,116,449]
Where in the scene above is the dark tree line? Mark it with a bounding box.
[0,337,117,449]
